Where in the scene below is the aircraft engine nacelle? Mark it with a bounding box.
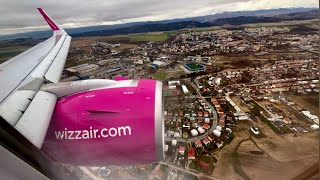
[41,79,164,165]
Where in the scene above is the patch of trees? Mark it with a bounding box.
[239,70,253,83]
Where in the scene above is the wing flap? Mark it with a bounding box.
[14,91,57,149]
[0,90,37,126]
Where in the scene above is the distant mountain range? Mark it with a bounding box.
[0,7,317,40]
[173,7,317,22]
[71,9,320,37]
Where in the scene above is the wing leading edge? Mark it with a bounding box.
[0,8,72,149]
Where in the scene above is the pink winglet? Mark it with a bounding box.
[37,8,60,31]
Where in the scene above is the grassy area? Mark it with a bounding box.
[189,161,197,170]
[152,71,167,80]
[200,156,212,163]
[163,30,179,37]
[104,35,130,42]
[129,33,168,42]
[163,26,222,37]
[224,132,235,144]
[184,26,222,32]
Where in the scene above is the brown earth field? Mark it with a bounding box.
[241,19,319,29]
[212,120,319,180]
[288,94,319,116]
[70,36,131,48]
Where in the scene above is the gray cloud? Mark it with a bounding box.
[0,0,318,35]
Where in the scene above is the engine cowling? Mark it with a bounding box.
[42,79,164,165]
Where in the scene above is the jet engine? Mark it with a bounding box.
[41,79,164,165]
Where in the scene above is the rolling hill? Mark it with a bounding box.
[0,8,318,40]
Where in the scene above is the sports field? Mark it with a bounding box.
[163,86,180,96]
[184,63,205,71]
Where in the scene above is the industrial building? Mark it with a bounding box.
[66,63,99,74]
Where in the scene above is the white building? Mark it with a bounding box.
[191,129,198,137]
[311,124,319,130]
[302,111,319,124]
[204,118,210,123]
[174,132,181,138]
[216,125,222,132]
[172,139,177,146]
[134,59,144,65]
[213,130,221,137]
[169,85,176,90]
[164,144,169,152]
[181,85,189,94]
[197,127,205,134]
[168,81,181,86]
[215,78,221,85]
[152,60,166,67]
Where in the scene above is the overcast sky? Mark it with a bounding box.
[0,0,318,35]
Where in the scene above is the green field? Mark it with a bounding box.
[95,33,169,42]
[184,26,222,32]
[186,64,202,69]
[129,34,168,42]
[185,63,205,71]
[163,30,179,37]
[162,26,222,37]
[152,71,167,80]
[103,35,130,42]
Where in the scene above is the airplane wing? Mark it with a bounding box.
[0,8,71,148]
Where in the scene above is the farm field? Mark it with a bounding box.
[129,33,168,42]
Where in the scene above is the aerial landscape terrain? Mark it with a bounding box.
[0,7,319,180]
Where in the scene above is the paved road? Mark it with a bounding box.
[159,161,219,180]
[80,167,103,180]
[165,95,213,100]
[165,79,218,143]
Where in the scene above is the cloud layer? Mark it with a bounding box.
[0,0,318,35]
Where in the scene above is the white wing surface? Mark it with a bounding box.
[0,8,72,148]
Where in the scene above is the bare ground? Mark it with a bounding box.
[288,95,319,116]
[212,121,252,180]
[211,120,319,180]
